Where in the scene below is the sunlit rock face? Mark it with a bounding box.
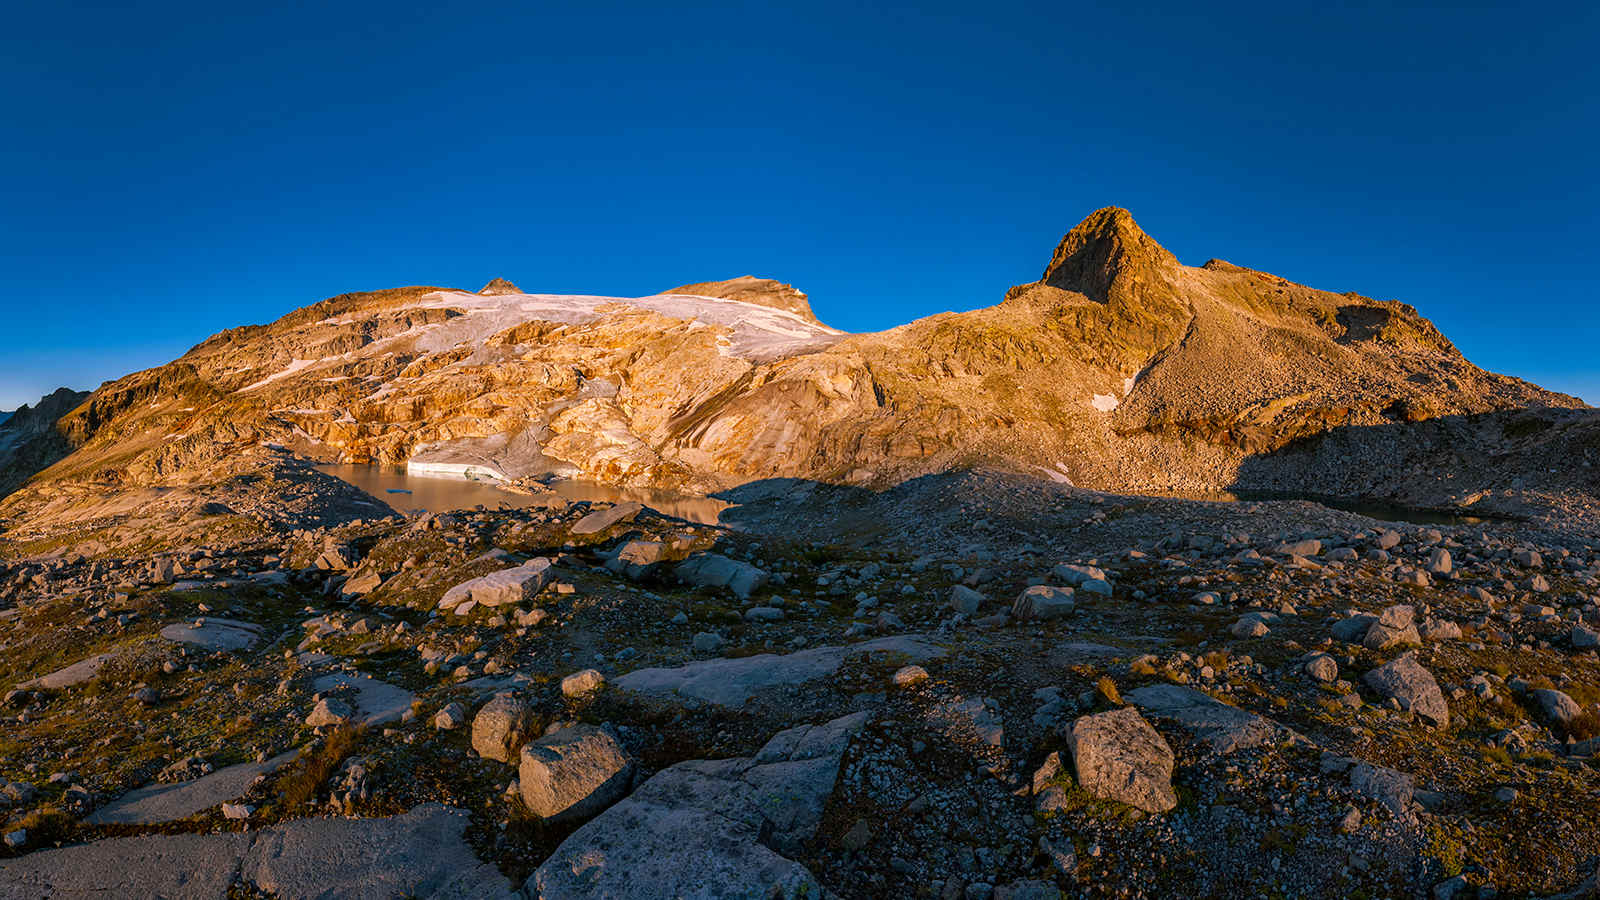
[0,207,1582,534]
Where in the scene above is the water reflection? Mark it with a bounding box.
[316,465,730,525]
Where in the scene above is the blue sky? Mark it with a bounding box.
[2,1,1596,410]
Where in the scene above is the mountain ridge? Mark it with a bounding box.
[1,207,1592,547]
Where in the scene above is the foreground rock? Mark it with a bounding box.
[158,617,264,652]
[0,804,514,899]
[438,558,553,612]
[530,712,869,898]
[471,694,537,763]
[673,552,770,598]
[1124,684,1280,754]
[1063,707,1178,813]
[86,750,299,825]
[519,725,635,823]
[17,651,119,690]
[311,672,416,727]
[1363,654,1450,727]
[614,635,945,707]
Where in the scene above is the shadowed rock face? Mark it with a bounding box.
[0,386,90,498]
[0,208,1583,538]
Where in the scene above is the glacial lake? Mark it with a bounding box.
[316,465,731,525]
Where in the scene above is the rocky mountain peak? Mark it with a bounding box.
[478,278,523,296]
[1038,207,1181,305]
[664,276,823,326]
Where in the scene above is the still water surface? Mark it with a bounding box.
[316,465,730,525]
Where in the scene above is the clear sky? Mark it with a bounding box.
[3,1,1596,410]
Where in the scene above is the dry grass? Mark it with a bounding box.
[1565,710,1600,741]
[1095,675,1123,706]
[275,725,363,810]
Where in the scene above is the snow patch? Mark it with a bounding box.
[408,289,847,362]
[405,460,510,482]
[239,358,325,392]
[1038,463,1075,485]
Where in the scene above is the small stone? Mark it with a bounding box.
[560,669,605,698]
[892,665,930,687]
[433,701,468,730]
[305,697,353,728]
[472,695,537,762]
[1304,653,1339,682]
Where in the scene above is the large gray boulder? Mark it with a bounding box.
[1063,707,1177,813]
[1530,688,1583,726]
[614,635,945,708]
[1349,763,1414,818]
[1012,585,1075,621]
[439,558,553,611]
[0,804,515,900]
[1363,654,1449,728]
[1124,684,1278,754]
[519,725,634,823]
[159,617,263,652]
[86,750,299,825]
[675,553,769,598]
[570,501,643,535]
[529,712,869,899]
[1363,604,1421,651]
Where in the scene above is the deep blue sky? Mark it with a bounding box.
[3,1,1596,410]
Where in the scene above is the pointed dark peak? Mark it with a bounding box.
[478,277,523,295]
[1038,207,1180,304]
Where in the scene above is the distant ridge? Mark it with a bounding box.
[478,277,523,295]
[665,276,822,326]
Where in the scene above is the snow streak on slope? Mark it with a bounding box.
[411,290,848,362]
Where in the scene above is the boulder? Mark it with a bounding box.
[605,540,666,577]
[159,618,262,652]
[432,701,468,730]
[570,502,644,535]
[1304,653,1339,682]
[1331,614,1377,643]
[949,584,986,615]
[1063,707,1177,812]
[1530,688,1582,726]
[614,635,945,708]
[519,725,635,823]
[1364,604,1422,650]
[675,553,769,599]
[439,558,553,611]
[1012,585,1075,621]
[1349,762,1414,817]
[1363,654,1449,727]
[1229,613,1270,638]
[305,697,353,728]
[1124,684,1278,754]
[473,695,537,763]
[528,713,868,898]
[560,669,605,698]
